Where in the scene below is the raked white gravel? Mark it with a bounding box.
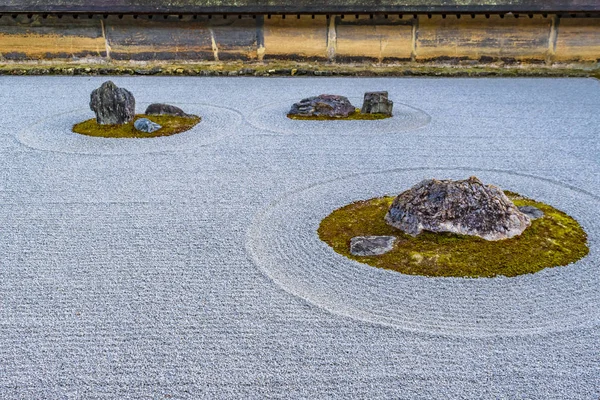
[0,76,598,399]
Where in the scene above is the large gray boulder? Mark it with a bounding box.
[385,176,531,241]
[145,103,192,118]
[90,81,135,125]
[288,94,356,118]
[361,91,393,115]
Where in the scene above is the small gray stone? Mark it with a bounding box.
[134,118,162,133]
[518,205,544,220]
[288,94,356,118]
[90,81,135,125]
[361,91,393,115]
[350,236,397,256]
[145,103,192,117]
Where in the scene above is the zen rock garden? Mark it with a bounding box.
[74,81,201,138]
[288,91,393,120]
[319,176,588,278]
[71,82,589,279]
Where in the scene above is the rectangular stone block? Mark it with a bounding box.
[263,15,328,60]
[105,15,256,61]
[416,14,551,61]
[554,18,600,61]
[0,15,106,60]
[335,16,414,62]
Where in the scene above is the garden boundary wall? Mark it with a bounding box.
[0,1,598,65]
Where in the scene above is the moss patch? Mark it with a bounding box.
[318,192,588,278]
[73,114,201,138]
[287,108,391,121]
[1,60,598,78]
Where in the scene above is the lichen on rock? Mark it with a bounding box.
[385,176,531,241]
[288,94,356,118]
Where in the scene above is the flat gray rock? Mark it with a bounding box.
[288,94,356,118]
[385,176,531,241]
[350,235,397,256]
[89,81,135,125]
[134,118,162,133]
[518,205,545,220]
[145,103,192,117]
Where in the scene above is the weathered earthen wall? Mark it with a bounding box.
[335,16,414,62]
[554,17,600,61]
[416,15,552,62]
[262,15,328,60]
[0,15,106,60]
[0,14,598,64]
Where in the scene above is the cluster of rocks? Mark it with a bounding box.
[350,176,544,256]
[289,91,393,118]
[89,81,192,133]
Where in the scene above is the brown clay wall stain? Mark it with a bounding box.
[555,18,600,61]
[0,15,105,59]
[263,15,328,60]
[335,16,413,62]
[416,14,551,61]
[104,16,256,61]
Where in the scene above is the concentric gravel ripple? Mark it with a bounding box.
[246,167,599,337]
[246,97,431,135]
[15,102,242,155]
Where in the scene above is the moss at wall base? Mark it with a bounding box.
[1,60,599,78]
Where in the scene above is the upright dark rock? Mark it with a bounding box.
[90,81,135,125]
[145,103,192,118]
[361,91,393,115]
[385,176,531,241]
[288,94,356,118]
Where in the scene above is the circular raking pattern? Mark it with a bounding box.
[16,102,243,155]
[246,167,599,337]
[247,98,431,135]
[318,191,588,278]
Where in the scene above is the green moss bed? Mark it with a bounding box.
[287,109,391,121]
[318,192,589,278]
[73,114,201,138]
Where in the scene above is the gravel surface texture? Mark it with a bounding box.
[0,77,598,399]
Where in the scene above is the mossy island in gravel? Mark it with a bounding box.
[73,114,201,138]
[287,92,393,121]
[80,82,201,138]
[288,109,390,121]
[318,184,589,278]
